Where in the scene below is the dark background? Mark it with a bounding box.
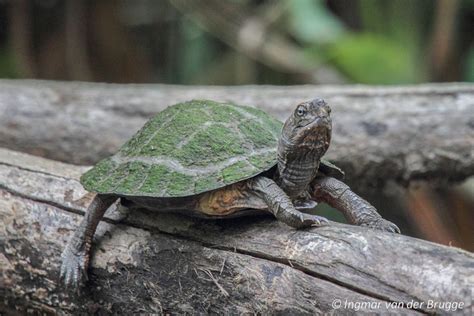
[1,0,474,84]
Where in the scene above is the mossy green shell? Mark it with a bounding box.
[81,100,282,197]
[81,100,343,197]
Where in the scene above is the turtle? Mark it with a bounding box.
[61,98,400,287]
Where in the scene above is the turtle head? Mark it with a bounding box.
[276,98,332,197]
[279,98,332,153]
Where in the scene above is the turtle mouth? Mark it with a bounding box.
[293,117,331,146]
[298,116,330,132]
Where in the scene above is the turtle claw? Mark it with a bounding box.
[60,243,89,289]
[362,218,401,234]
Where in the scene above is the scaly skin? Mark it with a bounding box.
[250,176,328,228]
[311,176,400,233]
[60,194,117,287]
[277,99,331,199]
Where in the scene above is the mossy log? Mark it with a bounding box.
[0,148,473,315]
[0,80,473,188]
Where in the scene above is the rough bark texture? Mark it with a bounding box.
[0,80,473,188]
[1,148,473,315]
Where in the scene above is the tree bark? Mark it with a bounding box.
[0,148,472,315]
[1,80,473,188]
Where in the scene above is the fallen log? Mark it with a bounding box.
[0,148,472,315]
[0,80,473,188]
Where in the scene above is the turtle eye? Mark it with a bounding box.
[296,106,306,117]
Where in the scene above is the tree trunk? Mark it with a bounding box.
[0,80,473,189]
[0,148,472,314]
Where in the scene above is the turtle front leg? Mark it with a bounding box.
[249,176,328,228]
[60,194,117,288]
[311,176,400,233]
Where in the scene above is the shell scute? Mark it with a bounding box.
[177,123,248,167]
[81,100,283,197]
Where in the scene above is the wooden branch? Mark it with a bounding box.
[0,148,472,314]
[0,80,473,188]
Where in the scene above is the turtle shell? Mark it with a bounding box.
[81,100,343,198]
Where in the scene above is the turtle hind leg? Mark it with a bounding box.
[249,176,328,229]
[60,194,117,288]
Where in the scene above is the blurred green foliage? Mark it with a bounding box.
[177,19,216,83]
[0,0,472,84]
[293,0,427,84]
[0,50,18,78]
[288,0,345,44]
[326,34,419,84]
[466,46,474,82]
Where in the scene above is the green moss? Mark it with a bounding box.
[120,107,179,156]
[194,174,224,193]
[222,161,255,183]
[238,120,278,149]
[178,123,247,166]
[248,151,277,169]
[138,164,170,194]
[134,164,194,196]
[115,161,150,194]
[240,105,283,137]
[166,171,194,195]
[206,102,243,123]
[82,100,284,197]
[137,106,209,157]
[96,162,134,192]
[81,158,117,190]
